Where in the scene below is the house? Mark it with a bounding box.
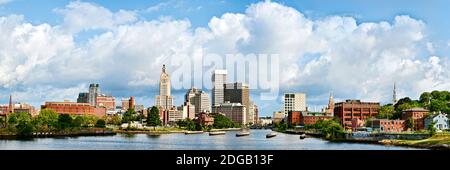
[424,112,449,131]
[367,119,406,132]
[402,107,429,130]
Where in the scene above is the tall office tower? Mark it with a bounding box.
[185,87,211,114]
[155,65,173,110]
[283,93,307,117]
[224,82,250,119]
[212,69,227,107]
[247,101,256,125]
[88,84,100,106]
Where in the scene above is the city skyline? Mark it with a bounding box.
[1,0,450,117]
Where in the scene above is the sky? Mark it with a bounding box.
[1,0,450,116]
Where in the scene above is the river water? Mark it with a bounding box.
[0,129,421,150]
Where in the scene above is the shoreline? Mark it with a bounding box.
[278,129,450,150]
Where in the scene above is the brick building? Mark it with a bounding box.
[96,94,116,111]
[41,101,106,117]
[368,119,406,132]
[287,111,301,126]
[402,107,429,131]
[334,100,380,129]
[300,112,333,126]
[195,112,214,126]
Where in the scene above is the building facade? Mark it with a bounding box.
[41,101,106,117]
[272,111,285,123]
[185,87,211,114]
[195,112,214,126]
[88,84,100,106]
[96,94,116,111]
[368,119,406,132]
[283,93,307,117]
[13,103,37,116]
[424,112,449,131]
[287,111,301,126]
[300,112,333,126]
[402,107,429,131]
[212,69,227,106]
[77,92,89,103]
[212,102,246,125]
[155,65,174,110]
[334,100,380,129]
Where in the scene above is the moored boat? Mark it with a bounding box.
[209,131,226,136]
[184,131,204,135]
[299,134,306,139]
[266,132,277,138]
[236,131,250,137]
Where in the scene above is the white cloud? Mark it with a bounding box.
[426,42,435,54]
[1,1,449,109]
[0,0,12,5]
[54,1,137,33]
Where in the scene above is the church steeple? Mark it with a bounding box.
[8,94,13,113]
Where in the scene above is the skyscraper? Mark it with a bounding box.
[185,87,211,114]
[283,93,307,117]
[224,82,250,120]
[88,84,100,106]
[155,64,173,110]
[212,69,227,107]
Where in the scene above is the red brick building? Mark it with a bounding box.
[334,100,380,129]
[351,118,365,131]
[195,112,214,126]
[368,119,406,132]
[96,95,115,111]
[402,108,429,131]
[300,112,333,125]
[287,111,301,126]
[41,102,106,118]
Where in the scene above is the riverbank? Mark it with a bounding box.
[0,128,116,140]
[279,128,450,150]
[114,127,243,135]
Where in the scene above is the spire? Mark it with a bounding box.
[393,82,397,104]
[162,64,166,73]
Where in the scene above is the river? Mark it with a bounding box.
[0,129,421,150]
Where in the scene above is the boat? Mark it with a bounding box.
[236,131,250,137]
[184,131,204,135]
[299,134,306,139]
[266,132,277,138]
[209,131,226,136]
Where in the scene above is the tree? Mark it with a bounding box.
[15,112,33,136]
[58,114,73,130]
[35,109,59,131]
[212,114,238,129]
[406,117,414,131]
[95,119,106,128]
[147,106,161,127]
[122,108,137,123]
[419,92,432,106]
[428,120,437,136]
[377,105,394,119]
[108,114,122,125]
[73,116,83,127]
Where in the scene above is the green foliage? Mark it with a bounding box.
[176,118,197,131]
[377,105,395,119]
[428,121,437,136]
[15,112,33,136]
[212,114,238,129]
[274,120,288,132]
[58,114,73,130]
[147,106,161,127]
[406,117,414,130]
[122,108,137,123]
[418,91,450,114]
[315,119,344,139]
[34,109,59,131]
[95,119,106,128]
[107,114,122,125]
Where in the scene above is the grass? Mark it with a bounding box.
[389,133,450,146]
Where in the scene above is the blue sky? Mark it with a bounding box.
[1,0,450,116]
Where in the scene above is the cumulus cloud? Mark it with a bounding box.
[0,0,12,5]
[1,1,449,111]
[54,1,137,33]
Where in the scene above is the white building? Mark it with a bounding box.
[212,69,227,107]
[259,117,273,126]
[283,93,306,117]
[185,87,211,114]
[425,112,449,131]
[155,65,174,110]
